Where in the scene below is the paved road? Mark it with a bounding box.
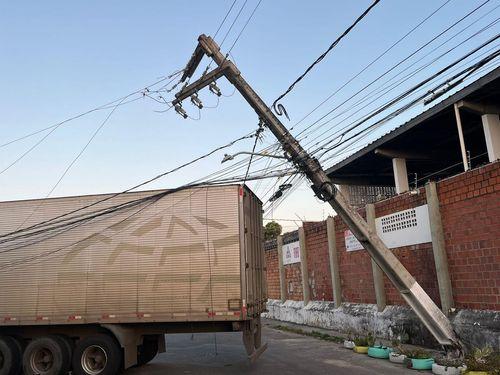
[125,322,416,374]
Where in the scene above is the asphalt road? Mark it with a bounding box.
[125,321,416,374]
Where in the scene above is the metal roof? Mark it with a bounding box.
[325,67,500,186]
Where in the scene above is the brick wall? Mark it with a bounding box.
[264,161,500,312]
[265,243,280,300]
[438,162,500,310]
[304,221,333,301]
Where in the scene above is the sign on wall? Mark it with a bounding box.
[282,240,301,265]
[344,230,364,252]
[375,204,432,249]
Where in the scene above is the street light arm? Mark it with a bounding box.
[222,151,287,163]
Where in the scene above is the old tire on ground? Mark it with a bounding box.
[0,336,22,375]
[72,334,122,375]
[22,336,70,375]
[137,336,159,366]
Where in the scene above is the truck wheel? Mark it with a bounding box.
[22,336,70,375]
[72,334,122,375]
[0,336,22,375]
[137,336,158,366]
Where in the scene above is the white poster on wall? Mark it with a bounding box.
[344,230,364,252]
[282,240,301,265]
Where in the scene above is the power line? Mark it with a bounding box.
[0,131,258,241]
[294,0,492,140]
[289,0,453,132]
[271,0,381,117]
[213,0,239,40]
[227,0,264,53]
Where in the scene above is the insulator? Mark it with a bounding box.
[209,82,222,97]
[174,104,188,119]
[190,94,203,109]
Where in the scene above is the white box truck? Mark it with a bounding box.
[0,184,266,374]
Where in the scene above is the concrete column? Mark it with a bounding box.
[326,216,342,308]
[425,182,454,315]
[454,103,470,171]
[276,235,286,302]
[298,227,310,305]
[366,204,386,311]
[482,113,500,162]
[392,158,409,194]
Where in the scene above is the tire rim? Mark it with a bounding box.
[81,345,108,375]
[29,347,54,373]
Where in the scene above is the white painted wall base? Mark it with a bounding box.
[263,299,499,350]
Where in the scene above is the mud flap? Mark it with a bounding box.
[242,317,267,363]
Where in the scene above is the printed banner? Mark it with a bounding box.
[282,240,301,265]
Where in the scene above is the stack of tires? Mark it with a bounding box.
[0,333,157,374]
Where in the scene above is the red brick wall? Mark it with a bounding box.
[285,263,303,301]
[265,246,280,300]
[438,162,500,310]
[263,161,500,312]
[334,211,377,304]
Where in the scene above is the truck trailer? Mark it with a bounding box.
[0,184,267,374]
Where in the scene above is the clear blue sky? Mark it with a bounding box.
[1,0,498,230]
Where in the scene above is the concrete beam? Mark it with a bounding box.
[425,182,454,315]
[298,227,310,305]
[392,158,409,194]
[326,217,342,308]
[366,204,386,312]
[482,114,500,162]
[456,100,500,115]
[375,148,431,160]
[277,235,286,302]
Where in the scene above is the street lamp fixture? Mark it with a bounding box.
[221,152,287,163]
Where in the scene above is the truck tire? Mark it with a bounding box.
[72,334,122,375]
[22,336,70,375]
[0,336,22,375]
[137,336,158,366]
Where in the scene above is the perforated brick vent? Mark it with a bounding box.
[380,208,417,233]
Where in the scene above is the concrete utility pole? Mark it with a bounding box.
[172,34,460,349]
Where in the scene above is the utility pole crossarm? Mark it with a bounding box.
[174,34,461,349]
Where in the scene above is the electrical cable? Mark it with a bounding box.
[272,0,381,117]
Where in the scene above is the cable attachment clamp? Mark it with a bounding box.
[311,181,336,202]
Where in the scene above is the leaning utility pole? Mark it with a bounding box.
[173,34,460,349]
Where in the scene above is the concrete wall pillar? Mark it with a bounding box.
[326,217,342,308]
[425,182,454,315]
[392,158,409,194]
[366,204,386,311]
[298,227,310,305]
[482,113,500,162]
[277,235,286,302]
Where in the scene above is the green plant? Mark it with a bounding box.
[264,221,282,240]
[464,347,500,373]
[405,348,431,359]
[354,333,375,347]
[434,356,463,368]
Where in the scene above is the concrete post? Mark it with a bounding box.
[338,184,351,204]
[298,227,310,305]
[481,113,500,162]
[366,204,386,311]
[276,235,286,302]
[326,216,342,308]
[425,182,454,315]
[392,158,409,194]
[454,103,470,171]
